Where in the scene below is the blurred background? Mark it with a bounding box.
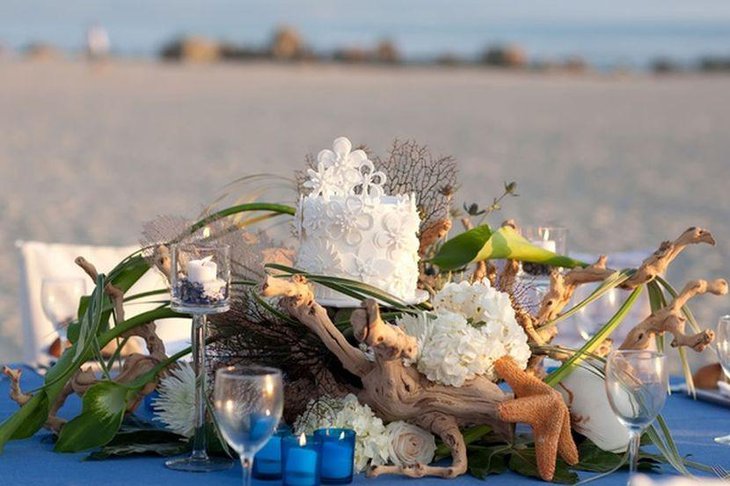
[0,0,728,365]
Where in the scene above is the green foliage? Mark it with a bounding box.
[431,224,585,271]
[544,286,643,387]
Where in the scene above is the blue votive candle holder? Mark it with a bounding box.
[314,428,355,484]
[253,425,290,480]
[282,434,321,486]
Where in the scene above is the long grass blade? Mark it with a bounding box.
[185,202,295,236]
[545,286,643,386]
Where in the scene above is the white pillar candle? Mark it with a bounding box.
[187,256,218,283]
[532,239,556,253]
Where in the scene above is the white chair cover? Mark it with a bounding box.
[16,241,189,365]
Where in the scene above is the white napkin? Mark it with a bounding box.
[717,380,730,398]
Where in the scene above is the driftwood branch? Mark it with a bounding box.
[265,274,575,480]
[620,278,728,351]
[621,227,716,289]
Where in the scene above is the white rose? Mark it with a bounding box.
[385,421,436,466]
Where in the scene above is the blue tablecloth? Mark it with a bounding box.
[0,365,728,486]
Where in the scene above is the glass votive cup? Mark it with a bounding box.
[170,242,231,314]
[253,426,290,480]
[520,225,568,278]
[314,429,355,484]
[282,434,322,486]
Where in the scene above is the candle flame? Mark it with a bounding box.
[202,227,211,238]
[543,228,550,241]
[298,433,307,446]
[263,374,275,397]
[339,431,346,440]
[265,409,271,417]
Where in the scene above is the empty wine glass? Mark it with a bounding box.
[714,316,730,445]
[41,277,86,347]
[214,366,284,486]
[605,350,667,485]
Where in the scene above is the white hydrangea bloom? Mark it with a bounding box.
[433,278,531,372]
[152,361,196,437]
[395,279,531,386]
[294,394,389,472]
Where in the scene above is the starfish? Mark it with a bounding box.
[495,356,579,481]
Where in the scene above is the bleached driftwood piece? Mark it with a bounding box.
[262,276,578,481]
[620,278,728,351]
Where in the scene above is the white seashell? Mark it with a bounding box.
[558,366,631,453]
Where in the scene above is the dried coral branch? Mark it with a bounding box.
[620,278,728,351]
[418,219,452,257]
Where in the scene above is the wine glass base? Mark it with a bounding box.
[165,455,234,472]
[714,434,730,445]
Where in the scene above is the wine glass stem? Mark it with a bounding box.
[627,428,642,484]
[190,313,209,460]
[241,455,253,486]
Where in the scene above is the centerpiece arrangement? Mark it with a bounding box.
[1,137,726,484]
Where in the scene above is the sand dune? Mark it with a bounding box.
[0,61,728,362]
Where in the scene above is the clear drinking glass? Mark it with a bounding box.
[166,242,232,472]
[714,316,730,445]
[214,366,284,486]
[41,277,87,345]
[605,350,667,485]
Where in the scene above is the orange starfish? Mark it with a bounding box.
[495,356,579,481]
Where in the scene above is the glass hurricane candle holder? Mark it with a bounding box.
[166,242,232,472]
[253,425,291,480]
[521,225,568,277]
[314,428,355,484]
[282,434,322,486]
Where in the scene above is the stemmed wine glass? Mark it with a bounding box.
[714,316,730,445]
[41,277,87,354]
[605,350,667,485]
[214,366,284,486]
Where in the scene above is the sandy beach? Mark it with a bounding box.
[0,61,728,361]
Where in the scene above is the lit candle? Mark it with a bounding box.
[186,255,217,283]
[315,428,355,484]
[531,238,556,253]
[252,415,284,479]
[283,434,321,486]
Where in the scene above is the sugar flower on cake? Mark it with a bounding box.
[346,255,394,288]
[152,361,196,437]
[323,196,374,246]
[305,136,385,199]
[375,210,421,256]
[385,421,437,467]
[296,239,342,275]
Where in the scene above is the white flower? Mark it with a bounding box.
[152,362,196,437]
[303,160,341,197]
[324,196,374,246]
[414,310,502,386]
[296,239,341,275]
[375,210,420,256]
[293,394,390,472]
[385,421,436,467]
[433,278,531,372]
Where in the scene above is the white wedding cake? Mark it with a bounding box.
[296,137,422,303]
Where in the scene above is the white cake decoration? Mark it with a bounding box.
[296,137,422,303]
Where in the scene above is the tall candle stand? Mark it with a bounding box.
[166,242,233,472]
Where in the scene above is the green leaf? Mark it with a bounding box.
[545,286,643,387]
[55,381,133,452]
[574,440,624,473]
[508,447,578,484]
[88,442,187,460]
[468,445,510,478]
[186,202,295,236]
[431,224,585,271]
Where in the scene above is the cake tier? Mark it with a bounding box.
[296,193,421,302]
